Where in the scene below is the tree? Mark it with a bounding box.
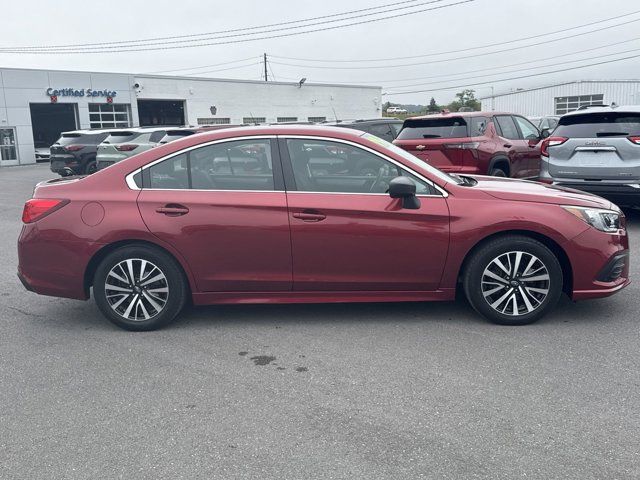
[426,97,440,113]
[445,89,480,112]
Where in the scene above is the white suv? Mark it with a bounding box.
[96,127,168,170]
[386,106,408,114]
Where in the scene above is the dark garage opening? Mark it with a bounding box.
[30,103,78,148]
[138,100,185,126]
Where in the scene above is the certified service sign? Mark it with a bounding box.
[46,88,118,99]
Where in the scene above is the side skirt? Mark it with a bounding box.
[191,289,456,306]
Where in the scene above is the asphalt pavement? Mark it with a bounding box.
[1,164,639,479]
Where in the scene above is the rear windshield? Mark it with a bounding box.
[103,131,139,144]
[555,112,640,138]
[159,130,195,143]
[396,117,468,140]
[56,133,106,145]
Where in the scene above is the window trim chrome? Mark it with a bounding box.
[279,135,449,197]
[124,133,450,198]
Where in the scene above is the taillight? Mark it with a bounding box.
[443,142,480,149]
[64,145,83,152]
[627,136,640,145]
[115,144,139,152]
[22,199,69,223]
[541,136,568,157]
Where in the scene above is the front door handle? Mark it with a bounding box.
[156,204,189,216]
[503,143,513,148]
[292,211,326,222]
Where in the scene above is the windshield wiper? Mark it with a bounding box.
[596,131,629,137]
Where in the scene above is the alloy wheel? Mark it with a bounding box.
[481,251,550,317]
[104,258,169,321]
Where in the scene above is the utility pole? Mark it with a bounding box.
[264,53,268,82]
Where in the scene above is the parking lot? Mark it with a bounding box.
[1,164,639,479]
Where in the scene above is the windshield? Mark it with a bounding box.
[362,133,460,185]
[396,117,468,139]
[555,112,640,137]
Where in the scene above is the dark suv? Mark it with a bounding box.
[50,130,111,176]
[328,118,404,142]
[393,112,547,178]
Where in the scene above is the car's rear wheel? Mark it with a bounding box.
[84,161,97,175]
[489,168,507,177]
[463,236,563,325]
[93,245,187,331]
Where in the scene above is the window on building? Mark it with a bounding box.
[554,94,604,115]
[308,116,327,123]
[243,117,266,124]
[88,103,131,129]
[197,117,231,125]
[277,117,298,123]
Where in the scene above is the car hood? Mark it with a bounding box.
[466,175,615,209]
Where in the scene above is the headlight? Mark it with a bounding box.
[562,206,623,233]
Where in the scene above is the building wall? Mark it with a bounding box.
[0,67,381,166]
[480,81,640,116]
[134,75,381,125]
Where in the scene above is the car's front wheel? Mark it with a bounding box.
[463,235,563,325]
[93,245,187,331]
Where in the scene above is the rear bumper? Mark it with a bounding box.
[50,155,80,175]
[17,223,91,301]
[538,171,640,205]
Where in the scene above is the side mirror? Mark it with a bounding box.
[388,176,421,209]
[540,127,551,139]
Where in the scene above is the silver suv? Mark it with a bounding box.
[539,105,640,206]
[96,127,167,171]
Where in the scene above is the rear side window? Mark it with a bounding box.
[149,153,189,189]
[554,112,640,138]
[469,117,488,136]
[149,131,166,143]
[367,123,394,142]
[396,117,468,139]
[495,116,520,140]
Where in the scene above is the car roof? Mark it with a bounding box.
[406,111,512,119]
[562,105,640,117]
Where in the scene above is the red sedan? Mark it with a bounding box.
[18,126,629,330]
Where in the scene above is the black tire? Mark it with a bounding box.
[93,245,187,331]
[489,167,507,177]
[84,161,97,175]
[463,235,563,326]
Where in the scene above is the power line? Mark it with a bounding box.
[1,0,426,51]
[269,9,640,63]
[160,62,264,77]
[145,56,262,74]
[383,52,640,96]
[273,35,640,85]
[383,45,640,90]
[269,16,640,71]
[0,0,465,54]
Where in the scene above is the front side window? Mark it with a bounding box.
[513,116,540,140]
[286,139,434,195]
[495,115,520,140]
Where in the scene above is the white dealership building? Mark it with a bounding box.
[0,67,382,167]
[479,80,640,116]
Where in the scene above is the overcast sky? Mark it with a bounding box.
[1,0,639,105]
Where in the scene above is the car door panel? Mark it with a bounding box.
[287,193,450,291]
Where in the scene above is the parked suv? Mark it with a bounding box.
[96,127,168,170]
[394,112,546,178]
[539,105,640,206]
[327,118,404,142]
[50,130,111,176]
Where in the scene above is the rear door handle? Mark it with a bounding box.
[503,143,513,148]
[156,204,189,216]
[292,211,326,222]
